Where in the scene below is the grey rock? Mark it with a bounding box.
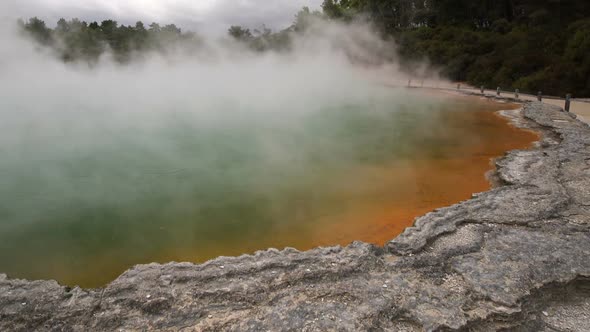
[2,100,590,331]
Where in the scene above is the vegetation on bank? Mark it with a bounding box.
[332,0,590,97]
[18,0,590,96]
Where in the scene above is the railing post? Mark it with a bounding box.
[480,86,485,94]
[408,79,411,87]
[515,89,519,99]
[497,87,501,96]
[537,91,542,102]
[565,94,571,112]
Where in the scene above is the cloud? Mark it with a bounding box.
[1,0,324,35]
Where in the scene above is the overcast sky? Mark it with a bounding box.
[2,0,324,35]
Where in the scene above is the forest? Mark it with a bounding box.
[19,0,590,97]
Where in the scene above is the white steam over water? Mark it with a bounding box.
[0,18,454,286]
[0,18,419,177]
[0,18,408,124]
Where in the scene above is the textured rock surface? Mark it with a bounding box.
[1,100,590,331]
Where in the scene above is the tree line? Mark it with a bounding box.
[18,18,201,63]
[320,0,590,97]
[18,0,590,96]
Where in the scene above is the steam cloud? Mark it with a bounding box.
[0,14,448,286]
[0,16,423,176]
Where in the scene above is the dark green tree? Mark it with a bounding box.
[228,26,253,41]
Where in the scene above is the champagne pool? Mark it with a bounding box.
[0,89,537,287]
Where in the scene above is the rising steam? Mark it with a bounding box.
[0,15,451,286]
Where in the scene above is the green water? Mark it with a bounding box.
[0,89,518,287]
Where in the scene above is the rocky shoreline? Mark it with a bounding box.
[2,98,590,331]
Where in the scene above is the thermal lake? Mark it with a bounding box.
[0,89,537,287]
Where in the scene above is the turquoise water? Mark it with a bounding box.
[0,90,533,287]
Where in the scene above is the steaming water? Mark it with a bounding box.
[0,90,536,287]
